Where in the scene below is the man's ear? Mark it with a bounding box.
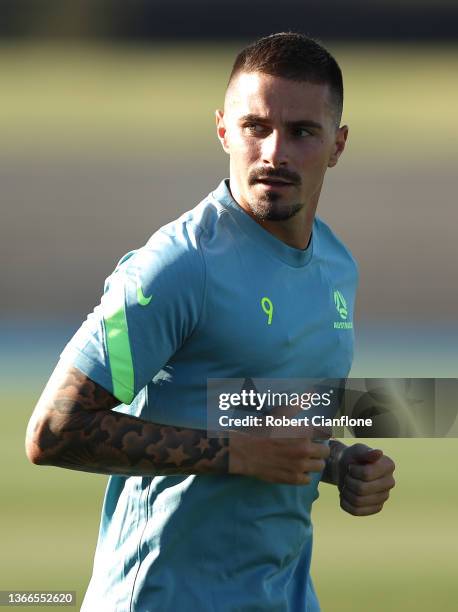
[215,109,230,154]
[328,125,349,168]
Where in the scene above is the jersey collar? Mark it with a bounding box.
[212,179,314,268]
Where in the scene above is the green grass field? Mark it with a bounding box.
[315,439,458,611]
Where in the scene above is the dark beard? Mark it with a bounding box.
[248,191,303,221]
[247,166,303,221]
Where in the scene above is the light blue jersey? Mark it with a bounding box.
[62,179,358,612]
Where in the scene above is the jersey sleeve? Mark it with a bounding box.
[60,222,206,404]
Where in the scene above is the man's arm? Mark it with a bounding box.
[25,363,229,476]
[321,439,396,516]
[25,363,329,483]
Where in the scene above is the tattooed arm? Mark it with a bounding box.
[25,362,229,476]
[25,363,332,484]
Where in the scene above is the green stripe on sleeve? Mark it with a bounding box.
[101,274,135,404]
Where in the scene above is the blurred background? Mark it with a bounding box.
[1,1,457,610]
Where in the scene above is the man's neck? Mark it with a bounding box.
[252,207,315,250]
[229,180,319,251]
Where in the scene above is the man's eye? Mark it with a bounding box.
[244,123,268,135]
[294,127,312,137]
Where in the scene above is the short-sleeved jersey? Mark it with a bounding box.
[62,179,358,612]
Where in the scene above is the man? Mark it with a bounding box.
[26,33,395,611]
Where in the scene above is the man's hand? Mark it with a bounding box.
[229,430,330,485]
[337,443,396,516]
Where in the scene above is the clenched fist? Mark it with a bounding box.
[337,443,396,516]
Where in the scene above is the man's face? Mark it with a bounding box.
[216,72,348,222]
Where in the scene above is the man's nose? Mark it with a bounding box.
[261,131,289,167]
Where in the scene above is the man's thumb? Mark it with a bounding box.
[352,446,383,465]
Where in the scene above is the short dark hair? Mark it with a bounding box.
[227,32,344,124]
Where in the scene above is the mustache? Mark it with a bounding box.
[248,167,301,186]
